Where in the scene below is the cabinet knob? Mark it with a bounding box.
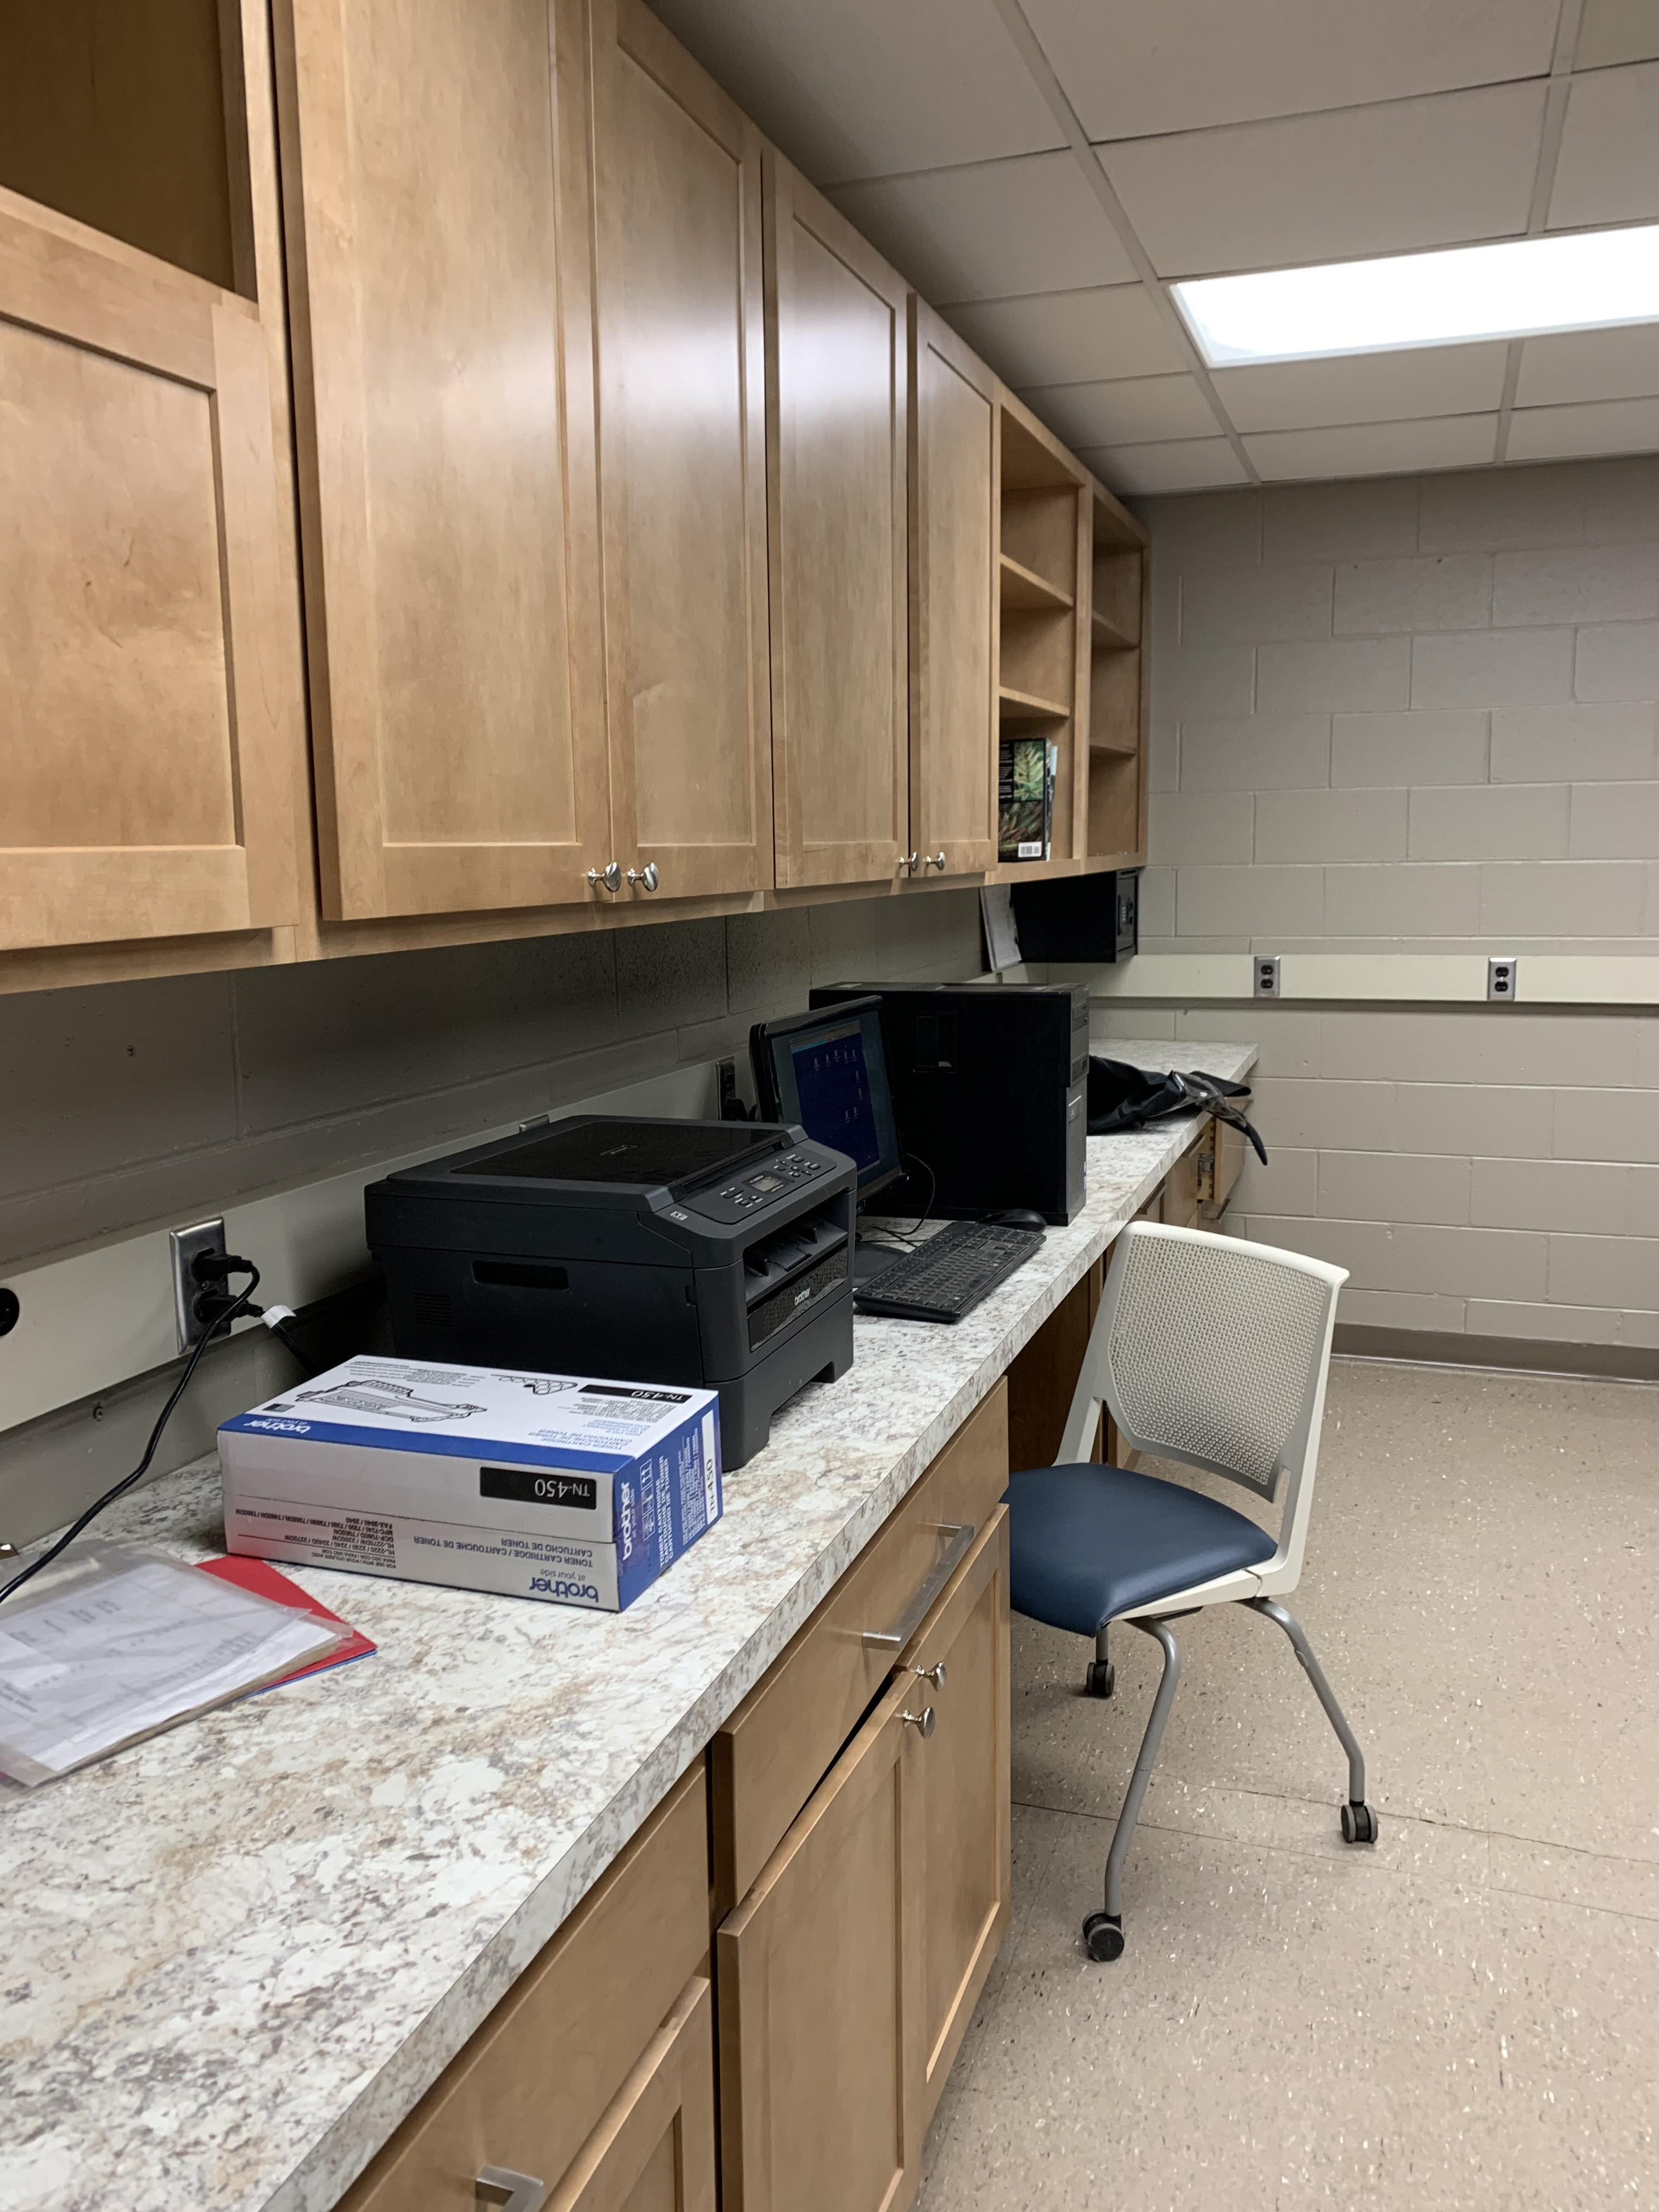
[627,862,659,893]
[909,1660,947,1691]
[924,851,947,872]
[476,2168,548,2212]
[899,851,919,876]
[586,862,622,893]
[900,1705,935,1738]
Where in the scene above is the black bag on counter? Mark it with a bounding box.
[1086,1057,1267,1165]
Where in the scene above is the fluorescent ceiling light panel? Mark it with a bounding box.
[1173,225,1659,366]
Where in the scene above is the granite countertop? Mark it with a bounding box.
[0,1040,1255,2212]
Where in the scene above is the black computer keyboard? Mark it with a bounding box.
[854,1220,1045,1323]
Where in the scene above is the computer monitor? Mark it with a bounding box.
[749,996,902,1206]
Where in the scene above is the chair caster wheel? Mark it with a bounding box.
[1341,1801,1378,1844]
[1083,1912,1124,1962]
[1085,1660,1116,1698]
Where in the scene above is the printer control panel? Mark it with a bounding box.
[682,1147,831,1224]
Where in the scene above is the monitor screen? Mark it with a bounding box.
[752,1001,902,1198]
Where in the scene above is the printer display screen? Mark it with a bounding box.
[466,1119,780,1188]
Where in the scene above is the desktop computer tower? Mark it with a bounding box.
[808,981,1088,1224]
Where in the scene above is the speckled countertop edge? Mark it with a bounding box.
[0,1042,1254,2212]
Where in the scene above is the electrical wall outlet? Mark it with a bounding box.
[169,1217,227,1352]
[1252,956,1280,999]
[1487,956,1518,1003]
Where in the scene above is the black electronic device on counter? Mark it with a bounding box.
[749,996,907,1284]
[365,1116,857,1468]
[1008,868,1139,963]
[808,981,1089,1225]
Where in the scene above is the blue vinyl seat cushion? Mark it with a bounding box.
[1003,1462,1278,1637]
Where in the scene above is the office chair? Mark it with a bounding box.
[1004,1222,1375,1962]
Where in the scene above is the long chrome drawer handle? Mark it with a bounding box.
[861,1521,974,1654]
[477,2168,548,2212]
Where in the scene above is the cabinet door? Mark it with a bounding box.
[588,0,772,905]
[549,1974,716,2212]
[908,301,997,877]
[718,1673,925,2212]
[0,188,297,952]
[902,1510,1011,2124]
[274,0,608,921]
[765,156,909,891]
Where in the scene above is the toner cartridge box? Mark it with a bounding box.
[218,1356,723,1611]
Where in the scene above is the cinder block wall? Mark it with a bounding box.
[0,891,984,1543]
[1101,458,1659,1369]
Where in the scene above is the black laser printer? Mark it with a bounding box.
[809,980,1089,1224]
[365,1116,857,1468]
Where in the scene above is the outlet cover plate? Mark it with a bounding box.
[1253,956,1280,998]
[170,1217,227,1352]
[1487,956,1518,1003]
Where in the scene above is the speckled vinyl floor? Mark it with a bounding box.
[918,1358,1659,2211]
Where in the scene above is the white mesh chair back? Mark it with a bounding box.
[1060,1223,1347,1591]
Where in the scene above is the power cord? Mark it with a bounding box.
[0,1252,262,1610]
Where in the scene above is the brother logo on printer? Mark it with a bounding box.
[246,1418,312,1435]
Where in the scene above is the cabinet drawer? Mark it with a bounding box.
[337,1765,709,2211]
[710,1380,1007,1917]
[545,1972,716,2212]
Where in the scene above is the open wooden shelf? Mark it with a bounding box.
[999,553,1073,613]
[998,684,1070,721]
[1091,606,1137,651]
[1090,732,1139,758]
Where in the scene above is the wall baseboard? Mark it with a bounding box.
[1333,1323,1659,1385]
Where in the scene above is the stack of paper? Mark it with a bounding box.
[0,1542,345,1786]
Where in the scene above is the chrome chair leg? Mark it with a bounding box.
[1248,1595,1378,1844]
[1085,1615,1181,1960]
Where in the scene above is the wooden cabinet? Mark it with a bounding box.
[906,1510,1011,2124]
[718,1512,1009,2212]
[907,301,998,878]
[337,1765,712,2212]
[1199,1116,1246,1221]
[765,155,910,892]
[995,395,1089,871]
[0,183,298,955]
[274,0,609,922]
[1085,476,1150,867]
[587,0,772,905]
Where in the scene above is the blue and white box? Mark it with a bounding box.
[218,1356,723,1611]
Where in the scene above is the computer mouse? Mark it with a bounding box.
[984,1208,1047,1231]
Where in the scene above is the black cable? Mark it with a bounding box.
[0,1259,261,1610]
[898,1150,935,1239]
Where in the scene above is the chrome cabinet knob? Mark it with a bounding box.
[909,1660,947,1691]
[586,862,622,893]
[923,851,947,871]
[899,851,919,875]
[900,1705,935,1737]
[627,862,659,893]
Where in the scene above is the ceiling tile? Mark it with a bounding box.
[1575,0,1659,69]
[1548,61,1659,227]
[825,153,1133,304]
[1212,345,1510,432]
[944,285,1184,386]
[1102,83,1544,278]
[1244,415,1500,480]
[645,0,1062,183]
[1075,438,1251,495]
[1506,396,1659,458]
[1020,0,1559,140]
[1018,374,1219,447]
[1516,324,1659,404]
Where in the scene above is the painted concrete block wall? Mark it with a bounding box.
[1109,457,1659,1361]
[0,890,983,1543]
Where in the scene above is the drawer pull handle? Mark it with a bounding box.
[861,1521,974,1654]
[900,1705,935,1737]
[477,2169,548,2212]
[909,1660,947,1691]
